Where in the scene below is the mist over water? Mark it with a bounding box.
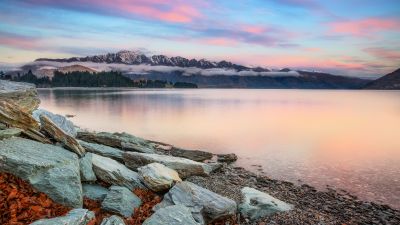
[38,88,400,208]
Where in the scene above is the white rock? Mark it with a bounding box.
[138,163,181,192]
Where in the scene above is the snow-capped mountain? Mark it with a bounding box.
[35,50,265,72]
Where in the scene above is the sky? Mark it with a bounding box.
[0,0,399,78]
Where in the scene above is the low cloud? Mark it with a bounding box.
[27,61,301,77]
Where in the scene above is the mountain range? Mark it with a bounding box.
[4,50,399,89]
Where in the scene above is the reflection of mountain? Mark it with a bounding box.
[364,68,400,90]
[12,50,373,89]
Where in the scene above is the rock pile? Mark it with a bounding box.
[0,80,294,225]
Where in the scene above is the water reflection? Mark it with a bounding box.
[38,88,400,208]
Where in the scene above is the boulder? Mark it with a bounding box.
[217,153,238,163]
[40,115,85,157]
[91,153,145,190]
[160,147,213,162]
[137,163,182,192]
[82,183,109,201]
[0,100,50,143]
[0,128,22,140]
[100,215,126,225]
[30,208,94,225]
[0,122,6,130]
[123,152,212,178]
[79,140,124,162]
[239,187,293,220]
[101,186,142,217]
[33,109,77,137]
[0,80,40,113]
[0,137,82,208]
[154,181,237,224]
[79,153,96,182]
[143,205,199,225]
[77,131,155,153]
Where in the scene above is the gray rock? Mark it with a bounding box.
[30,208,94,225]
[33,109,77,137]
[0,122,6,130]
[143,205,199,225]
[123,152,212,178]
[0,80,40,113]
[40,115,85,157]
[159,147,213,162]
[0,137,82,208]
[91,153,145,190]
[77,131,155,153]
[79,153,96,182]
[82,183,108,201]
[100,215,126,225]
[101,186,142,217]
[0,128,22,140]
[239,187,293,220]
[217,153,238,163]
[138,163,182,192]
[79,140,123,162]
[154,181,237,224]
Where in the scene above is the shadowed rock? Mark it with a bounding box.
[30,209,95,225]
[0,128,22,140]
[138,163,182,192]
[79,140,124,162]
[91,153,145,190]
[123,152,212,178]
[143,205,199,225]
[82,184,109,201]
[239,187,293,220]
[40,115,85,157]
[100,215,126,225]
[101,186,142,217]
[154,181,237,224]
[0,137,83,208]
[0,80,40,113]
[159,147,213,162]
[33,109,77,137]
[79,153,96,182]
[77,131,155,153]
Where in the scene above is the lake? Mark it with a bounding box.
[37,88,400,209]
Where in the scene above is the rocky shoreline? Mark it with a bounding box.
[1,80,399,225]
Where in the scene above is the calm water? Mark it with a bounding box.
[38,88,400,208]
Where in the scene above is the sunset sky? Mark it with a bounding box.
[0,0,399,78]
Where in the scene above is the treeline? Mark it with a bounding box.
[0,70,197,88]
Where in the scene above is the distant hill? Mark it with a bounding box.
[364,68,400,90]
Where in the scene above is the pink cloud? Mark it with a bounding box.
[25,0,202,23]
[241,25,267,34]
[200,38,238,47]
[364,47,400,60]
[329,18,400,37]
[0,33,38,49]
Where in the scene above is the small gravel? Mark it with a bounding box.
[187,164,400,225]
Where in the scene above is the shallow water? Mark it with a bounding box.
[38,88,400,208]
